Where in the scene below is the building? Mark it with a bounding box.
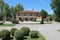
[16,9,42,21]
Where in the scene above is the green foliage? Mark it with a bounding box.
[40,9,48,18]
[50,0,60,21]
[0,0,24,21]
[0,30,10,40]
[0,32,2,38]
[0,24,14,26]
[12,20,19,24]
[55,17,60,22]
[2,4,9,16]
[57,30,60,32]
[10,4,24,20]
[15,4,24,11]
[21,27,30,36]
[50,0,60,9]
[10,28,17,36]
[14,30,24,40]
[0,0,4,13]
[29,31,39,38]
[40,9,48,24]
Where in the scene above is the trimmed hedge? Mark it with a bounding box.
[10,28,17,36]
[21,27,30,36]
[29,31,39,38]
[14,30,24,40]
[0,23,3,25]
[0,30,10,40]
[12,20,19,24]
[0,32,1,38]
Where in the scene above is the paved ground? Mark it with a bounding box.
[0,22,60,40]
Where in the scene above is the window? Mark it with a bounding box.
[18,13,20,16]
[24,14,25,16]
[30,14,32,16]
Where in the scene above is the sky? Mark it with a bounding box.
[4,0,53,14]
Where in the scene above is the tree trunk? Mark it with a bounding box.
[16,13,19,21]
[3,15,6,23]
[40,16,44,24]
[12,16,14,21]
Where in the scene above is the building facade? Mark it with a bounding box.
[16,10,42,21]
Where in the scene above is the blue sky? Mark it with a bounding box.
[4,0,53,14]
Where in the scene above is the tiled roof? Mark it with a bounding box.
[18,10,39,14]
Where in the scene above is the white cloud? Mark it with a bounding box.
[39,0,47,5]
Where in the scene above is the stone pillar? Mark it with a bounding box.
[12,16,14,21]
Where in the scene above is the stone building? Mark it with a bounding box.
[16,10,42,21]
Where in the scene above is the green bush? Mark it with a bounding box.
[21,27,30,36]
[0,30,10,40]
[10,28,17,36]
[29,31,39,38]
[12,20,19,24]
[0,23,3,25]
[55,18,60,22]
[14,30,24,40]
[0,32,2,38]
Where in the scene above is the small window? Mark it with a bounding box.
[24,13,27,16]
[30,14,32,16]
[18,13,20,16]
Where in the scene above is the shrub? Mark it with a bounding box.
[12,20,19,24]
[0,23,3,25]
[0,32,2,38]
[14,30,24,40]
[21,27,30,36]
[29,31,39,38]
[0,30,10,40]
[10,28,17,36]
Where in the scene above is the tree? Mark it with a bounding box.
[40,9,48,18]
[40,9,48,24]
[10,4,24,20]
[2,4,9,22]
[0,0,24,21]
[0,0,4,15]
[15,4,24,11]
[50,0,60,21]
[0,0,11,22]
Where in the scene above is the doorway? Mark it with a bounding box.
[30,18,33,21]
[25,18,28,21]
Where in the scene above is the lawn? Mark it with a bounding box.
[24,36,45,40]
[24,33,45,40]
[0,24,15,26]
[57,30,60,32]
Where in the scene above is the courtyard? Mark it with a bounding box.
[0,22,60,40]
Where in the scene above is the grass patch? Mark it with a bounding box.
[57,30,60,32]
[24,36,45,40]
[24,32,45,40]
[0,24,15,26]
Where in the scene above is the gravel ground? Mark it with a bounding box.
[0,22,60,40]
